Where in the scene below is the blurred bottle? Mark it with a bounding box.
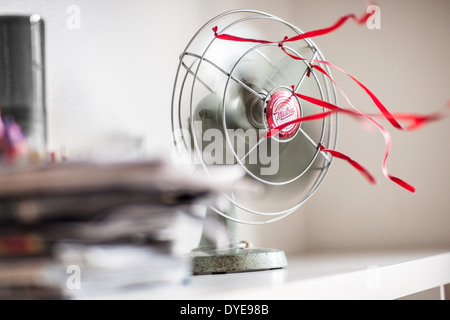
[0,15,47,159]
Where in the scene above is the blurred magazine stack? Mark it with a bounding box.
[0,160,235,299]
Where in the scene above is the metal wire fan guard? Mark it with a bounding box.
[172,10,338,274]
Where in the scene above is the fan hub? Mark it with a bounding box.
[266,90,301,139]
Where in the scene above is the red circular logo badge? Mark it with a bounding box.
[266,90,301,139]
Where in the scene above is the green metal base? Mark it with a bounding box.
[191,247,288,275]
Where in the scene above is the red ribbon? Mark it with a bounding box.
[279,83,419,193]
[213,11,373,44]
[213,9,447,193]
[319,144,376,185]
[367,111,447,131]
[213,26,272,44]
[280,12,373,44]
[280,47,404,130]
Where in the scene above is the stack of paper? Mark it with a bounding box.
[0,160,236,299]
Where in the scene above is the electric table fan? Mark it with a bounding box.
[171,10,338,274]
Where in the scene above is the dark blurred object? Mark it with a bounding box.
[0,15,46,156]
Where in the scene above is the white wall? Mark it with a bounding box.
[1,0,449,254]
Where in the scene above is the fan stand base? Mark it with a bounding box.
[191,247,288,275]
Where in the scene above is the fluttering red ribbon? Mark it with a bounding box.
[279,56,446,192]
[280,48,404,129]
[367,110,447,131]
[213,11,372,44]
[212,9,448,193]
[293,85,416,193]
[295,58,418,192]
[319,144,376,185]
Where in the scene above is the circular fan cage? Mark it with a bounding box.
[172,10,338,225]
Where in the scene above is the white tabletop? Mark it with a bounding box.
[94,248,450,300]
